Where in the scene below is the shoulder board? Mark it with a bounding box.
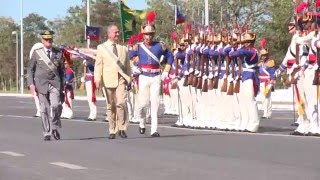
[267,59,275,67]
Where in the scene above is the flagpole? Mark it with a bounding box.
[118,0,125,43]
[87,0,90,48]
[20,0,24,94]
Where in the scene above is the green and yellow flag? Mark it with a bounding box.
[120,1,146,42]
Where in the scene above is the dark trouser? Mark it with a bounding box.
[38,84,62,136]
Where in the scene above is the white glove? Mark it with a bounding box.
[223,74,227,79]
[203,75,208,79]
[171,78,179,84]
[298,69,304,78]
[191,44,197,50]
[227,75,234,83]
[234,75,240,81]
[161,71,169,80]
[267,84,273,89]
[82,60,87,65]
[294,71,300,80]
[132,66,142,74]
[189,68,194,73]
[208,73,214,79]
[194,70,200,76]
[184,71,189,76]
[160,55,165,63]
[197,72,202,77]
[214,71,219,77]
[275,69,280,78]
[312,64,319,71]
[80,77,85,83]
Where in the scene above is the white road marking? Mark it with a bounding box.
[50,162,87,170]
[1,114,318,140]
[0,151,25,157]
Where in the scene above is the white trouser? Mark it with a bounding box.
[85,81,97,119]
[34,94,41,116]
[61,90,73,119]
[259,82,272,118]
[127,91,134,121]
[303,67,320,133]
[179,81,194,126]
[168,86,179,115]
[137,75,161,134]
[293,75,309,133]
[238,79,259,132]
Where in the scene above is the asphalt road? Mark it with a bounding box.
[0,96,319,180]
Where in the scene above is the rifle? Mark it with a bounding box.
[196,50,203,89]
[192,46,200,87]
[234,31,242,93]
[221,53,231,92]
[227,57,235,95]
[188,48,196,85]
[202,51,209,92]
[290,15,300,85]
[208,51,215,90]
[171,56,179,89]
[213,44,221,89]
[183,53,191,86]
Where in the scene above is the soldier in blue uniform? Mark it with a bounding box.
[61,50,75,119]
[82,59,97,121]
[230,32,260,132]
[129,12,174,137]
[257,43,276,119]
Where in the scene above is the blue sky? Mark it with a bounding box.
[1,0,148,23]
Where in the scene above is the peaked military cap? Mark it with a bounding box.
[40,30,54,39]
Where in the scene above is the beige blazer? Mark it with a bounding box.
[94,40,131,88]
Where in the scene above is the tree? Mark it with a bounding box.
[0,17,18,91]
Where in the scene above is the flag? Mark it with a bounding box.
[120,1,146,42]
[175,5,187,25]
[85,25,100,41]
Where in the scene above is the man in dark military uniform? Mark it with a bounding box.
[27,30,65,141]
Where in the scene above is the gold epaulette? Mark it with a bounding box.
[267,59,275,67]
[164,64,171,72]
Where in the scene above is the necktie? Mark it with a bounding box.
[47,50,50,58]
[112,44,118,57]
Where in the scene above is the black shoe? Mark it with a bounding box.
[44,135,51,141]
[109,134,116,139]
[119,130,127,138]
[139,127,146,134]
[261,116,266,119]
[290,131,304,136]
[87,118,96,121]
[52,130,60,140]
[151,132,160,137]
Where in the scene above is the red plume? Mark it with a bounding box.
[171,31,178,41]
[137,33,143,42]
[63,49,72,65]
[316,0,320,8]
[234,24,239,29]
[147,11,156,24]
[128,35,136,45]
[296,2,309,13]
[260,38,267,49]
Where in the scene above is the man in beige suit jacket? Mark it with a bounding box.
[94,24,131,139]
